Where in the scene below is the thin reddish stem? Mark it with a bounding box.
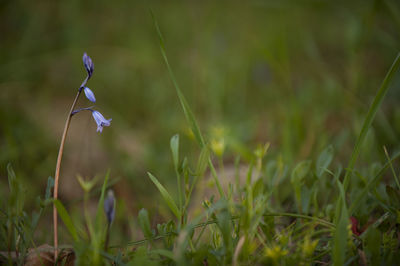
[53,89,81,260]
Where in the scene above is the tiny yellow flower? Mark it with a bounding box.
[211,138,225,157]
[302,236,318,257]
[265,245,288,261]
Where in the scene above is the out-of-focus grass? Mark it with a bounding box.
[1,0,400,253]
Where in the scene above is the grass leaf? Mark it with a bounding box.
[95,169,110,230]
[349,150,400,214]
[170,134,180,171]
[151,11,225,198]
[147,172,181,219]
[53,199,79,242]
[343,53,400,190]
[316,145,334,178]
[138,208,153,239]
[332,179,349,266]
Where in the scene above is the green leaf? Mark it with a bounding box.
[151,11,225,198]
[138,208,153,239]
[291,160,311,185]
[343,53,400,190]
[195,146,210,177]
[7,163,16,192]
[170,134,180,171]
[147,172,181,219]
[95,169,110,230]
[216,208,232,252]
[130,246,158,266]
[316,145,334,178]
[45,176,54,200]
[332,179,349,266]
[150,249,175,261]
[364,228,381,265]
[53,199,79,242]
[7,163,24,215]
[151,12,205,148]
[386,185,400,209]
[349,150,400,214]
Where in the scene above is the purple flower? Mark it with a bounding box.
[83,87,96,103]
[83,52,94,78]
[92,110,112,133]
[104,190,115,224]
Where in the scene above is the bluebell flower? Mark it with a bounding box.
[83,87,96,103]
[92,110,112,133]
[83,52,94,78]
[104,190,115,224]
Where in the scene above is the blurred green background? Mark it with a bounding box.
[1,0,400,243]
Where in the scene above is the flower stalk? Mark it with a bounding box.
[53,89,81,260]
[53,53,111,260]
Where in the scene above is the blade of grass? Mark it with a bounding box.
[332,179,349,266]
[343,53,400,190]
[147,172,181,219]
[170,134,182,213]
[383,146,400,190]
[53,199,79,242]
[151,11,225,198]
[183,145,209,213]
[95,169,110,230]
[349,150,400,214]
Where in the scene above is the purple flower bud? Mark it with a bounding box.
[104,190,115,224]
[91,110,112,133]
[83,52,94,78]
[83,87,96,103]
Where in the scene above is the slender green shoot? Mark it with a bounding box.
[343,53,400,190]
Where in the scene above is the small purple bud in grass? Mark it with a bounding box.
[83,52,94,78]
[91,110,112,133]
[104,190,115,224]
[83,87,96,103]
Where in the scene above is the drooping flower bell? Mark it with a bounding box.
[91,110,112,133]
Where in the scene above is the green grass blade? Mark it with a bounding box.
[383,146,400,190]
[95,169,110,230]
[343,53,400,190]
[138,208,153,239]
[170,134,182,211]
[151,11,204,147]
[147,172,181,219]
[170,134,180,171]
[184,145,210,211]
[349,150,400,214]
[316,145,334,178]
[150,249,175,261]
[53,199,79,242]
[332,179,349,266]
[151,11,225,198]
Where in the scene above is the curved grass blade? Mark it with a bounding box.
[332,179,349,266]
[343,53,400,190]
[53,199,79,242]
[151,11,225,198]
[349,150,400,214]
[95,169,110,230]
[147,172,181,219]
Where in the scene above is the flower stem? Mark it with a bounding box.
[53,89,82,260]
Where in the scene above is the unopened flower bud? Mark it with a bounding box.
[83,52,94,78]
[104,190,115,224]
[83,87,96,103]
